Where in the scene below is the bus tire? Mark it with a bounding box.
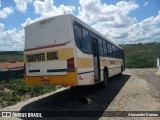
[101,70,108,88]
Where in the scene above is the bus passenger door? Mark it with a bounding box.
[91,38,100,83]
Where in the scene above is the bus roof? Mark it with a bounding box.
[25,14,122,49]
[24,14,67,29]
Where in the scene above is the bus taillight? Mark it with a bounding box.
[67,57,75,72]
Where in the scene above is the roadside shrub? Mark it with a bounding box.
[123,43,158,68]
[0,79,57,108]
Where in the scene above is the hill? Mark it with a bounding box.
[0,51,23,62]
[122,42,160,68]
[0,42,160,68]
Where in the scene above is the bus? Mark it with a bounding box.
[24,14,125,88]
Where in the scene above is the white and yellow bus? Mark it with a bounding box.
[24,14,125,88]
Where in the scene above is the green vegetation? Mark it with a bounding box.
[0,79,61,108]
[0,43,159,67]
[0,51,23,62]
[0,54,23,62]
[123,43,160,68]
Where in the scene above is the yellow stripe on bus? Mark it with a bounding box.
[77,57,122,68]
[77,58,93,68]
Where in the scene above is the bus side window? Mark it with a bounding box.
[112,45,114,57]
[103,40,107,55]
[74,25,83,49]
[113,45,116,57]
[109,43,112,57]
[98,39,104,56]
[121,50,123,59]
[112,44,114,57]
[116,47,119,58]
[107,42,110,56]
[106,42,109,56]
[112,44,115,57]
[115,47,118,58]
[74,25,91,53]
[82,28,91,52]
[118,48,122,58]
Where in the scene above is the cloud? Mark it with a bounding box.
[1,0,160,51]
[21,17,40,28]
[77,0,160,44]
[0,23,24,51]
[21,0,76,27]
[14,0,32,13]
[33,0,75,18]
[0,7,14,19]
[144,2,148,7]
[19,0,160,51]
[0,23,4,31]
[152,10,160,24]
[78,0,138,25]
[126,11,160,43]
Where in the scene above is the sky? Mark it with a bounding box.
[0,0,160,51]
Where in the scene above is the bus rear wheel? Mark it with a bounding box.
[101,70,108,88]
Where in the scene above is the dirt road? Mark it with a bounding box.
[0,69,160,120]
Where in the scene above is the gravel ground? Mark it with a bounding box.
[0,68,160,120]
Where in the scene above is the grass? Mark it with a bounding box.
[0,79,61,108]
[123,43,160,68]
[0,54,23,62]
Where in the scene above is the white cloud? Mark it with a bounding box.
[126,11,160,43]
[14,0,32,13]
[0,23,24,51]
[1,0,159,51]
[0,7,14,19]
[152,10,160,24]
[33,0,75,18]
[78,0,138,26]
[20,0,160,51]
[144,2,148,6]
[0,23,4,31]
[21,0,76,27]
[77,0,160,44]
[21,17,40,28]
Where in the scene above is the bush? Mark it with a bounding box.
[0,79,58,108]
[125,54,155,68]
[123,43,159,68]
